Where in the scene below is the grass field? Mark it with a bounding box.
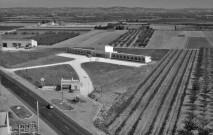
[82,62,156,108]
[13,55,74,68]
[186,37,212,49]
[0,48,67,68]
[10,105,32,119]
[53,30,127,48]
[15,64,79,86]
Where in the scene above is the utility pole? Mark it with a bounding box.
[37,101,39,134]
[61,84,63,102]
[0,76,2,97]
[26,67,28,79]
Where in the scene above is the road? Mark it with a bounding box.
[0,71,93,135]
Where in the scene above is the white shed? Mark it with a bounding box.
[0,39,37,48]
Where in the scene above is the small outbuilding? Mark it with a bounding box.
[61,78,80,93]
[0,112,11,135]
[0,39,37,49]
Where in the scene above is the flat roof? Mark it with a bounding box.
[0,127,10,135]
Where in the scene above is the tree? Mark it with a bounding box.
[178,129,194,135]
[198,127,212,135]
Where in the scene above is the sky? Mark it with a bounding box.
[0,0,213,9]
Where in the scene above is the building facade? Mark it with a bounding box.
[0,39,37,48]
[66,46,152,63]
[61,78,80,93]
[0,112,11,135]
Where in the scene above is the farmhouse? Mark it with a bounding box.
[0,112,11,135]
[0,39,37,48]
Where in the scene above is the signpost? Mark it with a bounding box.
[40,78,45,87]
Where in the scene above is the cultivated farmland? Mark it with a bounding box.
[26,31,79,45]
[177,48,213,134]
[94,49,199,135]
[186,37,212,49]
[147,30,213,49]
[108,26,154,48]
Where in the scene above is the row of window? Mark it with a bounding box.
[111,53,145,61]
[67,49,91,55]
[67,48,146,62]
[2,42,22,47]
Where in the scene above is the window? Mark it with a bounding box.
[2,43,7,47]
[12,43,17,47]
[18,43,21,47]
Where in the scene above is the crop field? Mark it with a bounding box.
[147,30,213,49]
[202,31,213,46]
[176,48,213,134]
[150,24,175,30]
[186,37,212,49]
[26,31,79,45]
[146,30,188,49]
[94,49,200,135]
[108,27,154,48]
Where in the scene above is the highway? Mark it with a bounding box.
[0,71,93,135]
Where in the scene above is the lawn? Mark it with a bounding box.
[10,105,32,119]
[186,37,212,49]
[114,48,169,61]
[15,64,79,87]
[0,48,67,68]
[13,55,74,68]
[81,62,156,107]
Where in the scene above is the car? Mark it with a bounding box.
[47,104,54,109]
[25,44,32,49]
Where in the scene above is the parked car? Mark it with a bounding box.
[25,44,32,49]
[47,104,54,109]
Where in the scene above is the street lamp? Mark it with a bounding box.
[0,76,2,97]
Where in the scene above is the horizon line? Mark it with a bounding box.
[0,6,213,10]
